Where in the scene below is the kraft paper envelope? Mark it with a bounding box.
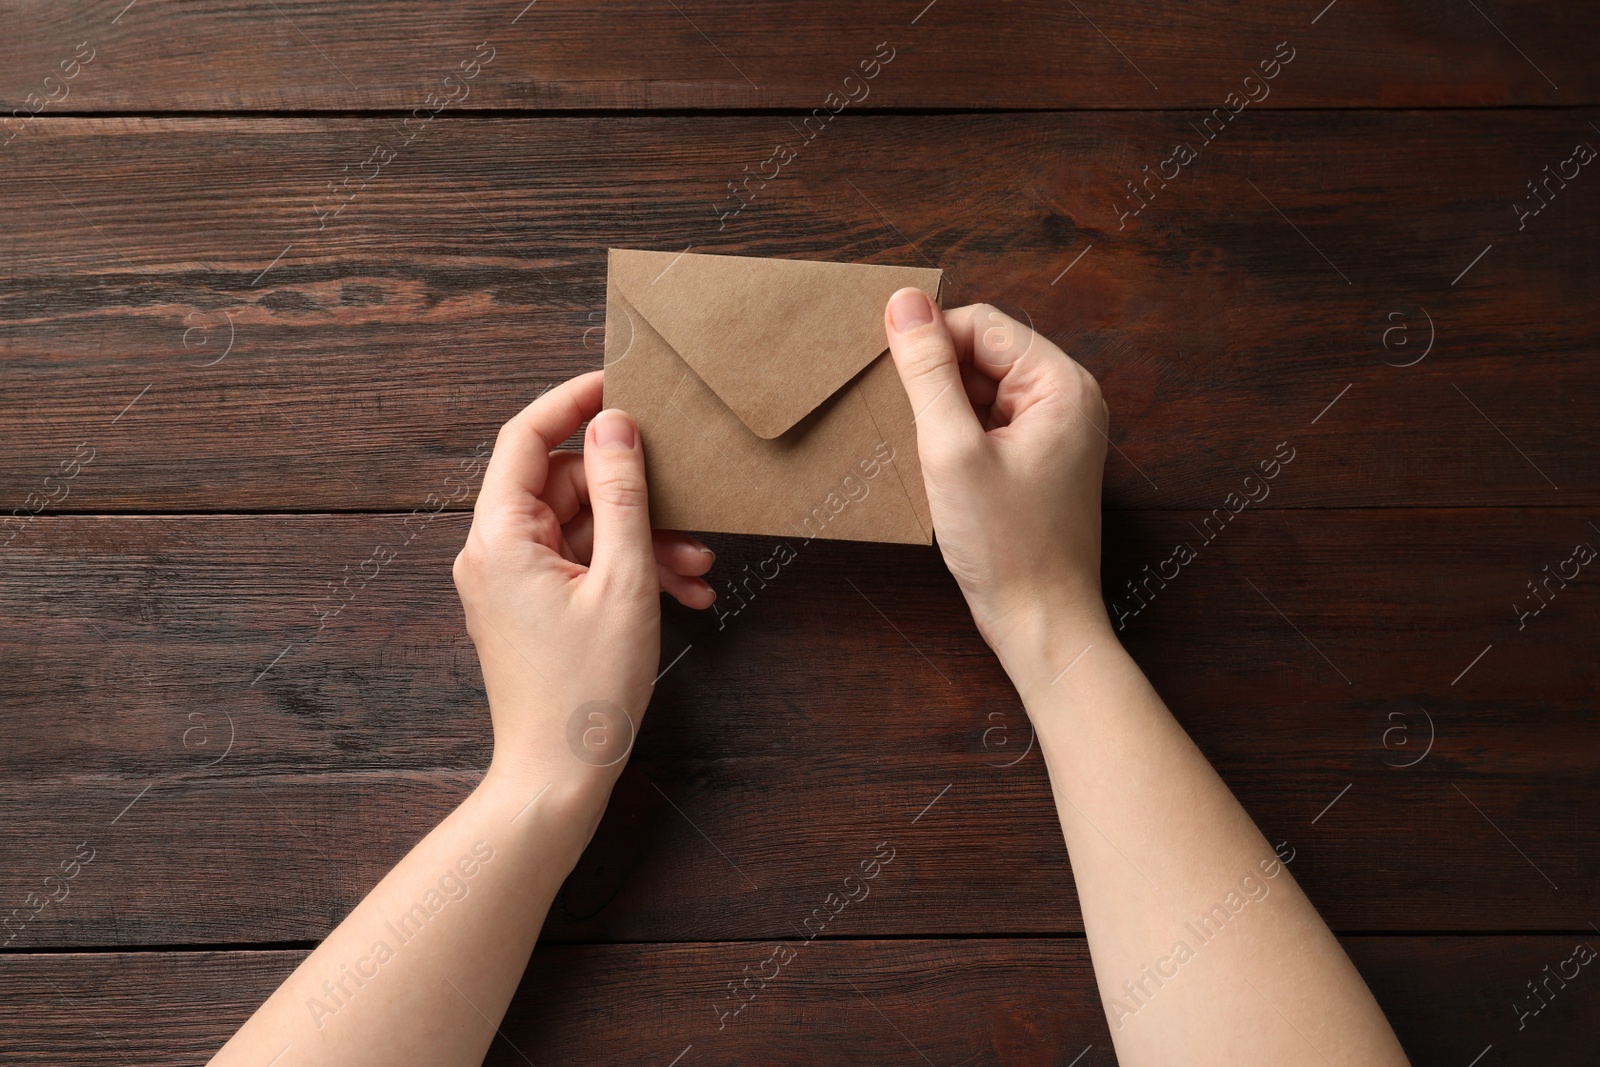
[603,248,940,545]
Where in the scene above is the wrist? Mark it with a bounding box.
[987,589,1119,703]
[478,757,618,866]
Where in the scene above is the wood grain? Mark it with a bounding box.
[1,938,1594,1064]
[0,1,1594,111]
[2,8,1596,1053]
[1,508,1592,947]
[2,113,1596,512]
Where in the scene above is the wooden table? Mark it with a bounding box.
[3,2,1596,1062]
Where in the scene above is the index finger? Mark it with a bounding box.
[476,370,604,516]
[943,304,1088,428]
[943,304,1044,380]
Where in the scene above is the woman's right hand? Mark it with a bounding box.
[881,288,1113,663]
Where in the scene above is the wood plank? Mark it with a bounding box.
[0,1,1593,111]
[0,938,1594,1064]
[1,508,1593,946]
[2,113,1596,511]
[3,6,1589,1060]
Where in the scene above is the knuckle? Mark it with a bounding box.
[1052,358,1102,403]
[1077,367,1105,407]
[490,421,518,461]
[901,332,955,376]
[1050,362,1110,437]
[451,543,479,593]
[493,404,548,457]
[454,525,499,576]
[495,410,523,447]
[972,302,1004,325]
[590,465,648,510]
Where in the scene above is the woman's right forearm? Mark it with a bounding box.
[1000,607,1409,1066]
[876,292,1407,1064]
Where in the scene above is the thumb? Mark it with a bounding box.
[884,288,983,452]
[583,408,655,591]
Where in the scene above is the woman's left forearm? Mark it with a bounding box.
[210,766,605,1066]
[211,376,717,1064]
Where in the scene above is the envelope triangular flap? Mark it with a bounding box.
[610,249,942,440]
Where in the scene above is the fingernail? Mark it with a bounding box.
[888,288,934,332]
[693,541,715,563]
[593,409,636,450]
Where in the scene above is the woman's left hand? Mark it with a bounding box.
[210,372,712,1065]
[452,370,715,806]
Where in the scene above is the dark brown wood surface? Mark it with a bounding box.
[2,113,1596,511]
[0,509,1593,949]
[2,1,1597,1063]
[2,939,1596,1065]
[2,0,1596,110]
